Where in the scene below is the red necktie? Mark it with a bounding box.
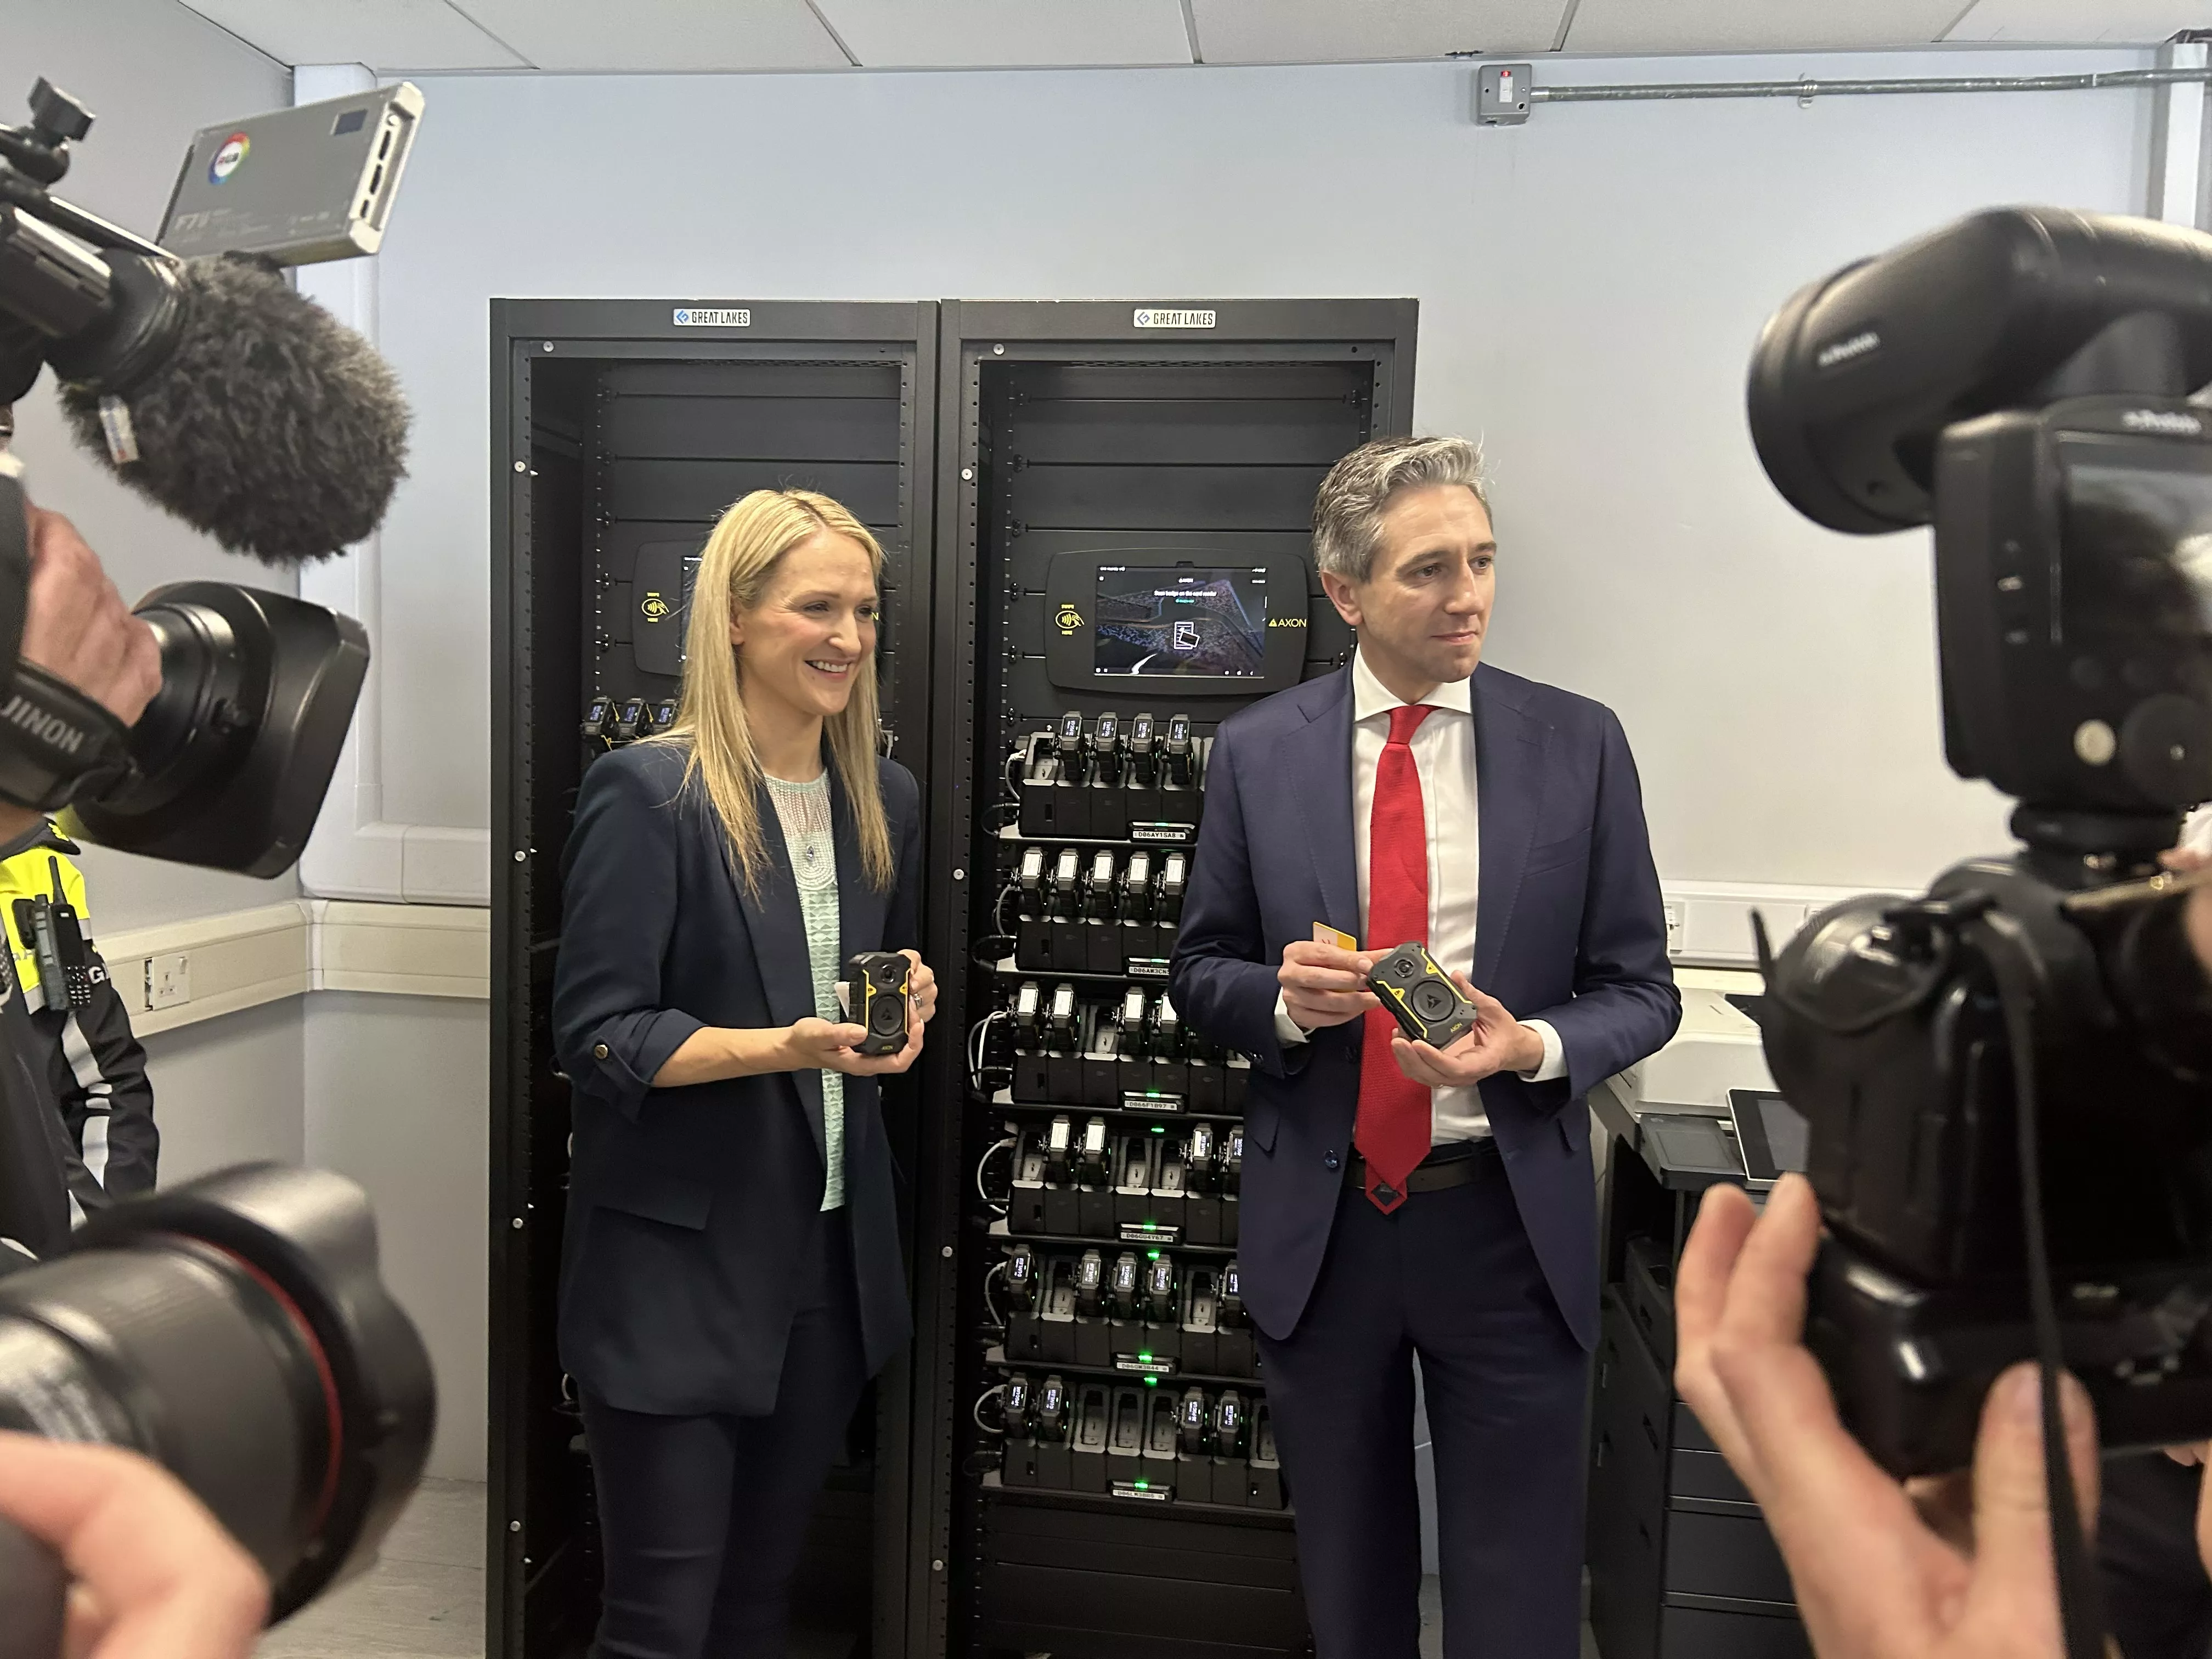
[1356,702,1435,1213]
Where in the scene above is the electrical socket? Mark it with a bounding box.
[149,952,190,1011]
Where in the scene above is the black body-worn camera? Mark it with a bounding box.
[1365,941,1477,1049]
[1750,207,2212,1478]
[845,950,912,1057]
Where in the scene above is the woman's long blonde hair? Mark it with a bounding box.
[662,488,894,895]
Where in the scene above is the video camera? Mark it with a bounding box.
[0,75,419,874]
[1749,207,2212,1479]
[0,74,434,1659]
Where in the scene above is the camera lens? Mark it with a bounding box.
[65,583,369,878]
[110,596,257,817]
[1410,981,1455,1022]
[1395,959,1417,979]
[0,1165,433,1621]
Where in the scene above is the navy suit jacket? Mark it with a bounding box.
[1170,662,1679,1351]
[551,739,921,1415]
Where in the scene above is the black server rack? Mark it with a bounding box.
[913,300,1419,1659]
[489,299,939,1659]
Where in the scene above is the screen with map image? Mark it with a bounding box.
[1093,566,1269,679]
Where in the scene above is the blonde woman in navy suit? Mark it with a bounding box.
[552,489,936,1659]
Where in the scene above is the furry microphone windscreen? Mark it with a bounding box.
[55,253,410,566]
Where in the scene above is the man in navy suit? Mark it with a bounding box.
[1171,436,1680,1659]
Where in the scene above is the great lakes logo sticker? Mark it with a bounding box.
[673,307,752,328]
[209,132,250,183]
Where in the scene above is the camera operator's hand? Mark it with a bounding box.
[783,1011,926,1078]
[20,506,161,729]
[0,1431,266,1659]
[0,505,162,844]
[1676,1175,2101,1659]
[1277,940,1379,1032]
[1389,973,1545,1086]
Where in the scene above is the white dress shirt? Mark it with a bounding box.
[1273,647,1567,1142]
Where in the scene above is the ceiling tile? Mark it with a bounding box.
[452,0,849,70]
[1189,0,1572,64]
[1565,0,1976,54]
[816,0,1192,67]
[1945,0,2209,43]
[175,0,525,70]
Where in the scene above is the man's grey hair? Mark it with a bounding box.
[1311,435,1490,583]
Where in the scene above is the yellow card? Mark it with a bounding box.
[1312,922,1358,952]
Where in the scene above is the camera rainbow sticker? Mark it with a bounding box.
[208,132,250,183]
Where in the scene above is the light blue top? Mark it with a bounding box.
[765,770,843,1211]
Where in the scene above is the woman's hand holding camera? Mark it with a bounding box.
[783,1011,924,1077]
[783,950,937,1077]
[899,948,938,1026]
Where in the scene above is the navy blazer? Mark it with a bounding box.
[1170,662,1680,1351]
[551,738,922,1415]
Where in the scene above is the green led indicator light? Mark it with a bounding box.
[1136,1479,1150,1487]
[1138,1352,1153,1361]
[1150,1125,1165,1134]
[1147,1250,1160,1260]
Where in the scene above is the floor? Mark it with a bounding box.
[259,1480,485,1659]
[260,1485,1600,1658]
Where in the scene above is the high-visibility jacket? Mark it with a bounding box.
[0,825,154,1221]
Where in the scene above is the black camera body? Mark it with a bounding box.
[1751,207,2212,1475]
[1934,397,2212,814]
[1767,858,2212,1474]
[845,950,912,1057]
[1366,941,1477,1049]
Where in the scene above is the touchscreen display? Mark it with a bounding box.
[2058,436,2212,643]
[1094,567,1268,679]
[1756,1096,1810,1174]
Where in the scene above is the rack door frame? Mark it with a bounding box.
[489,297,941,1659]
[911,297,1417,1658]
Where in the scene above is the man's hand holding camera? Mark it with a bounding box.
[1391,971,1542,1086]
[1276,940,1378,1032]
[1277,941,1542,1081]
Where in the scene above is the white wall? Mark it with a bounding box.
[0,0,298,930]
[374,47,2160,890]
[139,997,306,1180]
[303,992,489,1481]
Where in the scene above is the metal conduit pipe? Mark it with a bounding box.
[1528,65,2212,106]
